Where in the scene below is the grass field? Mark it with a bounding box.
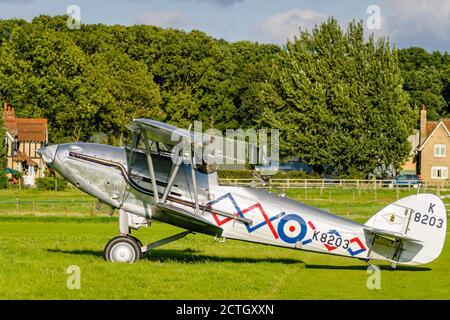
[0,187,449,299]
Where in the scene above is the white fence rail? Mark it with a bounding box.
[218,178,450,190]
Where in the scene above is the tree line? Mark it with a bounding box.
[0,15,449,177]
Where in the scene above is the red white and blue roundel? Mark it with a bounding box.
[277,214,307,244]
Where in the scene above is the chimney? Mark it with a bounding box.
[3,101,7,112]
[420,104,427,145]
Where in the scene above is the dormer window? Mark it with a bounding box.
[434,144,446,157]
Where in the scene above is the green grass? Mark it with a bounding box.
[0,188,97,216]
[0,188,449,299]
[0,215,449,300]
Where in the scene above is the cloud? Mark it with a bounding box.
[135,11,193,29]
[129,0,243,8]
[379,0,450,50]
[0,0,34,2]
[258,9,325,43]
[202,0,243,7]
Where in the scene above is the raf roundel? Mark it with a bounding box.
[277,214,308,244]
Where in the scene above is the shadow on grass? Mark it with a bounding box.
[47,248,432,271]
[304,264,432,272]
[47,248,302,264]
[48,248,104,258]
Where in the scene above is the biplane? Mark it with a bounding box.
[37,119,447,267]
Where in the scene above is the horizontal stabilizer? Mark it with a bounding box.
[364,227,423,243]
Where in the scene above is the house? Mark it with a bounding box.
[2,101,48,186]
[400,129,420,175]
[417,104,450,184]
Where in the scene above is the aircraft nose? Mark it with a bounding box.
[37,144,58,164]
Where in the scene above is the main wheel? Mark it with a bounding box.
[104,236,143,263]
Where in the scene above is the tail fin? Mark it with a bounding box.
[365,193,447,265]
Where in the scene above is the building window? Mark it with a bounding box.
[434,144,446,157]
[431,166,448,179]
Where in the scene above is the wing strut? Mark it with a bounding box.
[142,130,160,203]
[145,123,200,216]
[187,124,200,215]
[161,145,183,203]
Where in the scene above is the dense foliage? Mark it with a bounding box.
[0,104,7,188]
[257,19,415,175]
[0,15,448,176]
[397,47,450,120]
[0,16,281,144]
[35,176,68,191]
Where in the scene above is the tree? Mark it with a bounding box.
[0,104,7,188]
[398,47,450,119]
[257,18,415,176]
[83,48,164,145]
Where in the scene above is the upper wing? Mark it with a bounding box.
[127,118,262,166]
[127,118,203,147]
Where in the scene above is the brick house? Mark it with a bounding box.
[400,129,420,174]
[417,105,450,184]
[2,102,48,186]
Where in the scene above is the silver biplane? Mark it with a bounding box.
[37,119,447,267]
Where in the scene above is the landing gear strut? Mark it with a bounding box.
[103,209,192,263]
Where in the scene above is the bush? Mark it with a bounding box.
[36,176,68,191]
[0,174,7,189]
[217,169,322,179]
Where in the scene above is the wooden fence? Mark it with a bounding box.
[218,178,450,190]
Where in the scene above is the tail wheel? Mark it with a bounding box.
[104,236,143,263]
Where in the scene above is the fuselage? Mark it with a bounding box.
[39,142,377,261]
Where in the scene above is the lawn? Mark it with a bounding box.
[0,187,449,299]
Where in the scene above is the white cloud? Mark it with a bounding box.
[379,0,450,50]
[135,11,193,30]
[258,9,325,43]
[202,0,243,7]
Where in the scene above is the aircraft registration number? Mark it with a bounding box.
[312,230,350,249]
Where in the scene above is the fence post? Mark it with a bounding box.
[287,178,290,189]
[16,198,19,214]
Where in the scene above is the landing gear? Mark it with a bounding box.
[103,209,193,263]
[104,236,143,263]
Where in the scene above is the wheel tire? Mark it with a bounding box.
[104,236,143,263]
[128,235,143,247]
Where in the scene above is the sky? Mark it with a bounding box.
[0,0,449,52]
